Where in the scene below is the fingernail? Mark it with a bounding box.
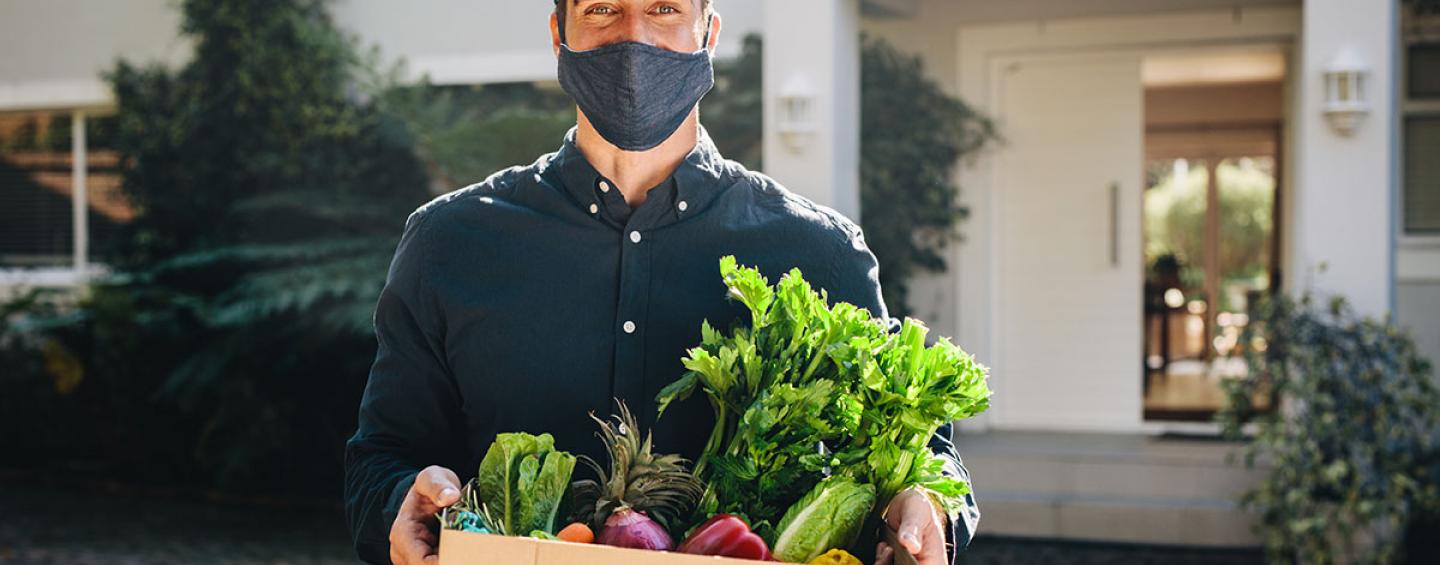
[440,487,457,501]
[902,532,921,550]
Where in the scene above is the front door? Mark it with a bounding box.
[991,52,1145,431]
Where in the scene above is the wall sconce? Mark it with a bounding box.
[776,76,816,152]
[1322,46,1369,136]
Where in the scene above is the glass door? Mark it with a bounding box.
[1142,128,1280,421]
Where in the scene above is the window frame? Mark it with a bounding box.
[0,108,115,290]
[1399,5,1440,247]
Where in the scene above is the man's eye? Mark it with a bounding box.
[655,5,678,14]
[589,6,613,15]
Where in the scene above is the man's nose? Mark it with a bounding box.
[615,13,657,47]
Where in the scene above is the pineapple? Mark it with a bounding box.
[569,401,704,534]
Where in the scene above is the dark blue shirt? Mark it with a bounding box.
[344,125,977,563]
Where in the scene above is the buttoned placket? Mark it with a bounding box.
[589,174,665,408]
[549,125,723,412]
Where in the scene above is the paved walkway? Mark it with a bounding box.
[957,538,1260,565]
[0,482,356,564]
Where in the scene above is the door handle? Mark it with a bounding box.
[1109,182,1120,268]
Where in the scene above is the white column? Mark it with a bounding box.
[71,109,88,279]
[761,0,862,222]
[1291,0,1398,316]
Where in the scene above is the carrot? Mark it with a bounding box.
[557,522,594,544]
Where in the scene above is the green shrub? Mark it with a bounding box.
[376,80,575,190]
[0,0,433,492]
[102,0,433,490]
[858,36,995,316]
[1220,294,1440,564]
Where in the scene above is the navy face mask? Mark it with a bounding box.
[557,27,715,151]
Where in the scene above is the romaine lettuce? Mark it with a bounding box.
[771,476,876,563]
[476,432,576,536]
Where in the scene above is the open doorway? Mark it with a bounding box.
[1140,49,1285,422]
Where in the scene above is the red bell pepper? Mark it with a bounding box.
[677,513,772,561]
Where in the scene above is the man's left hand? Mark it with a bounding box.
[875,487,948,565]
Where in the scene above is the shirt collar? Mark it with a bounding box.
[544,124,731,227]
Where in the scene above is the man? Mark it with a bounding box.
[343,1,979,564]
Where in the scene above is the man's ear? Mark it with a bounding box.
[550,11,562,56]
[705,11,722,54]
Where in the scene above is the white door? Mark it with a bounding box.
[991,53,1144,431]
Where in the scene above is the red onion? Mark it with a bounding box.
[596,507,674,551]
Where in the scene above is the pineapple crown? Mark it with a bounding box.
[569,400,704,534]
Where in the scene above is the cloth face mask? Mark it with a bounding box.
[557,39,716,151]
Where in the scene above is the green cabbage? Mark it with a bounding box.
[771,476,876,562]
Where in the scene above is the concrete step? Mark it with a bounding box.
[955,431,1267,547]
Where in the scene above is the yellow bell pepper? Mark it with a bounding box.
[808,548,863,565]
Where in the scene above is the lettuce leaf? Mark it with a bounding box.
[517,445,575,534]
[771,476,876,563]
[476,432,576,536]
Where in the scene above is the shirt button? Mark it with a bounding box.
[589,203,599,214]
[678,200,688,212]
[630,231,642,243]
[599,180,611,193]
[623,320,636,334]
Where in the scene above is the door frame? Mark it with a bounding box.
[1142,123,1285,423]
[953,6,1301,434]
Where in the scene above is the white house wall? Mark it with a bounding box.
[331,0,764,85]
[0,0,186,111]
[1292,0,1398,317]
[862,0,1300,92]
[332,0,559,84]
[762,0,863,222]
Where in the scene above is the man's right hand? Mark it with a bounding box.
[389,465,462,564]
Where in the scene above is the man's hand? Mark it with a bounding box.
[875,487,948,565]
[389,465,462,565]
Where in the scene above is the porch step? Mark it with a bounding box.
[955,431,1267,547]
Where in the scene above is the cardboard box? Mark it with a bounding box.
[438,529,771,565]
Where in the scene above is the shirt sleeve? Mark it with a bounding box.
[826,219,980,563]
[344,207,468,564]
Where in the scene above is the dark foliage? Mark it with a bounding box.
[702,34,764,170]
[858,37,996,315]
[2,0,433,494]
[1219,295,1440,563]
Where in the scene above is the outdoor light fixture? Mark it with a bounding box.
[776,76,816,152]
[1322,46,1370,136]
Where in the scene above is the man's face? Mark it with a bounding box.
[553,0,713,53]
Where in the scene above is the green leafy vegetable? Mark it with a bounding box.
[472,432,577,536]
[771,476,876,563]
[657,256,990,536]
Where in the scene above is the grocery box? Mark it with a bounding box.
[438,529,769,565]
